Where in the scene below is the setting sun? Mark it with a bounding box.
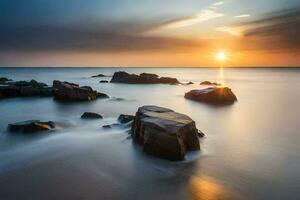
[216,51,227,62]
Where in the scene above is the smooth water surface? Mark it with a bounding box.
[0,67,299,200]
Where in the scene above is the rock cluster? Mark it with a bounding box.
[110,71,180,84]
[0,79,53,99]
[185,87,237,105]
[131,105,201,161]
[53,80,108,101]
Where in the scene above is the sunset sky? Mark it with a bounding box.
[0,0,299,67]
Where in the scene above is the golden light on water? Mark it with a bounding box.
[189,176,241,200]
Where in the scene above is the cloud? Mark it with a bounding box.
[213,1,225,6]
[158,9,225,29]
[234,14,251,18]
[240,7,300,51]
[0,22,204,53]
[216,26,243,36]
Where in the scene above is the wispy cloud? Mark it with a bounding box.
[216,26,243,36]
[159,9,225,29]
[213,1,225,6]
[234,14,251,18]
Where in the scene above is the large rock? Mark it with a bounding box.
[53,80,106,101]
[8,120,55,134]
[132,105,201,161]
[185,87,237,105]
[110,71,180,84]
[0,79,53,99]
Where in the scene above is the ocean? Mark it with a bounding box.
[0,67,299,200]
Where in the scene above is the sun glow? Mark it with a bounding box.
[216,51,227,62]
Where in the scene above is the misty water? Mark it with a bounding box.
[0,67,299,200]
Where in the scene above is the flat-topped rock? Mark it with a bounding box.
[53,80,107,101]
[81,112,103,119]
[200,81,221,86]
[185,87,237,105]
[110,71,180,84]
[8,120,55,134]
[132,105,201,161]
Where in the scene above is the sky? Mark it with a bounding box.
[0,0,299,67]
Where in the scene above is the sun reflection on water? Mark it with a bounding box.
[189,176,241,200]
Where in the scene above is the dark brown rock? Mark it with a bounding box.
[8,120,55,134]
[99,80,109,83]
[110,71,180,84]
[185,87,237,105]
[81,112,103,119]
[132,105,201,161]
[53,80,105,101]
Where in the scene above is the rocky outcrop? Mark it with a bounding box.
[81,112,103,119]
[110,71,180,85]
[185,87,237,105]
[200,81,221,86]
[8,120,55,134]
[118,114,135,123]
[53,80,108,101]
[131,105,201,161]
[0,79,53,99]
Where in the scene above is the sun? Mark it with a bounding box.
[216,51,227,62]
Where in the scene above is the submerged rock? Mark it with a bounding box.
[81,112,103,119]
[200,81,221,86]
[183,81,194,85]
[102,123,122,129]
[53,80,107,101]
[110,71,180,84]
[91,74,110,78]
[118,114,135,123]
[8,120,55,134]
[99,80,109,83]
[185,87,237,105]
[97,92,109,98]
[0,79,53,99]
[0,77,12,84]
[132,105,201,161]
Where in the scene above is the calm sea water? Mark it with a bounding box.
[0,67,299,200]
